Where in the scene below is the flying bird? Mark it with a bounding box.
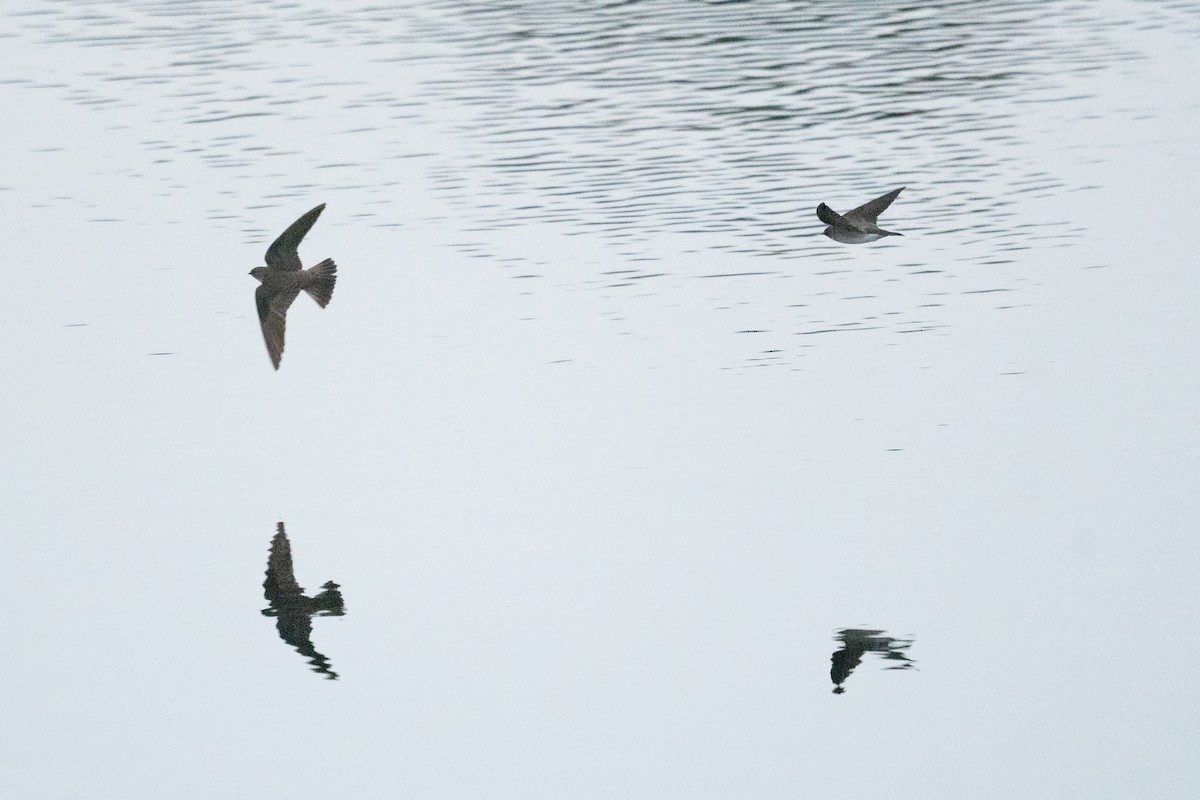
[248,204,337,369]
[816,187,905,244]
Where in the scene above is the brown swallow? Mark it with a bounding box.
[816,187,905,244]
[248,204,337,369]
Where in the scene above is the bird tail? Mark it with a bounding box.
[303,258,337,307]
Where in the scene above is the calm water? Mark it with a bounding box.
[2,1,1198,797]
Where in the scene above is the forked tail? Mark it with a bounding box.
[303,258,337,307]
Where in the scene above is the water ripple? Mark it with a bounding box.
[5,0,1198,362]
[413,0,1159,265]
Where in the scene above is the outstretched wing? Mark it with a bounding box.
[816,202,852,228]
[264,523,303,597]
[264,203,325,272]
[844,187,903,226]
[256,284,301,370]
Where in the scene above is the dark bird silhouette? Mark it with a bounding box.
[830,628,916,694]
[248,204,337,369]
[262,522,346,680]
[816,188,905,243]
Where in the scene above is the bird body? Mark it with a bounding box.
[817,187,905,243]
[248,203,337,369]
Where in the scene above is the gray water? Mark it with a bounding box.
[2,1,1198,797]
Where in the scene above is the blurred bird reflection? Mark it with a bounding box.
[261,522,346,680]
[830,628,916,694]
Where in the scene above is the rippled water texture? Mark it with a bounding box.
[6,0,1198,347]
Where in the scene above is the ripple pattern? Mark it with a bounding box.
[4,0,1199,362]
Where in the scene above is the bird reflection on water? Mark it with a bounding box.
[262,522,346,680]
[830,628,916,694]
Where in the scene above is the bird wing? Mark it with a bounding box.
[843,187,903,226]
[265,523,303,596]
[275,613,339,679]
[264,203,325,272]
[816,202,853,227]
[256,284,301,370]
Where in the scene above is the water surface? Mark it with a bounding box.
[2,2,1198,798]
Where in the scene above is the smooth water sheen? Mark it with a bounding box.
[2,1,1198,798]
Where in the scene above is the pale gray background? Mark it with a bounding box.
[1,1,1197,798]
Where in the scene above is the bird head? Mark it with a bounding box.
[249,266,268,282]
